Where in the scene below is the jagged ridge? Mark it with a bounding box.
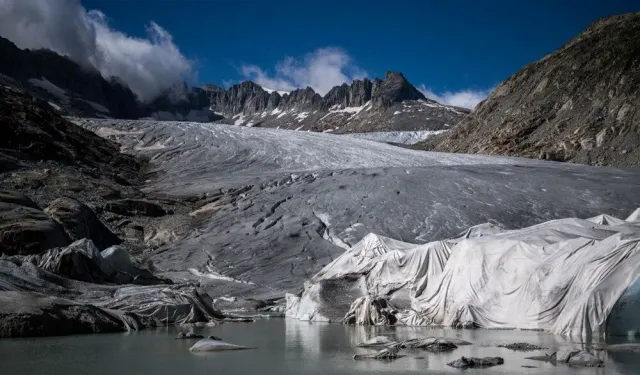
[202,71,468,133]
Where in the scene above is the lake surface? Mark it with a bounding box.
[1,319,639,375]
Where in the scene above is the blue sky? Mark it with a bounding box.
[1,0,637,107]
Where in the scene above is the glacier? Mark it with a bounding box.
[286,209,640,337]
[73,118,640,331]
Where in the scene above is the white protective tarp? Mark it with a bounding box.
[286,209,640,337]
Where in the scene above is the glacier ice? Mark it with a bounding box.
[286,209,640,337]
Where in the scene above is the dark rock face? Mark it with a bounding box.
[418,12,640,167]
[0,292,128,338]
[147,85,223,122]
[0,85,141,179]
[45,197,121,250]
[371,71,427,109]
[104,199,167,217]
[0,34,466,131]
[207,71,467,133]
[447,356,505,368]
[0,190,69,255]
[0,36,140,119]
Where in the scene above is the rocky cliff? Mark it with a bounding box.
[415,13,640,167]
[206,71,469,133]
[0,34,467,133]
[0,36,140,119]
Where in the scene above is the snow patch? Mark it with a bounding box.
[262,86,290,96]
[28,78,68,102]
[83,100,110,113]
[234,114,246,125]
[343,130,449,145]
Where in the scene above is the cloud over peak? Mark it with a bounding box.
[240,47,367,95]
[0,0,193,102]
[418,84,492,110]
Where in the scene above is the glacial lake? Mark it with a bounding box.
[1,319,639,375]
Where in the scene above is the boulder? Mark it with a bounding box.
[176,331,204,339]
[401,338,458,352]
[497,342,546,351]
[104,199,166,217]
[0,190,69,255]
[447,357,504,369]
[558,349,604,367]
[189,338,254,352]
[45,197,121,250]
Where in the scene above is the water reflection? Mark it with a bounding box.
[0,319,638,375]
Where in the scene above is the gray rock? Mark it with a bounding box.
[401,338,458,352]
[175,331,204,339]
[558,349,604,367]
[0,191,69,255]
[45,197,121,250]
[189,338,254,352]
[419,12,640,168]
[353,344,404,360]
[525,352,557,363]
[497,342,547,351]
[0,291,128,338]
[104,199,166,217]
[447,356,504,368]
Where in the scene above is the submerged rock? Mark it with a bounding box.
[525,352,557,363]
[353,344,404,360]
[497,342,547,351]
[559,349,604,367]
[447,356,504,369]
[189,338,254,352]
[401,338,458,352]
[357,336,398,347]
[176,332,204,339]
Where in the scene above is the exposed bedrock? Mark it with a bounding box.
[45,197,121,250]
[0,190,69,255]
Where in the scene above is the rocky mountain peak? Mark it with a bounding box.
[371,71,426,109]
[417,12,640,167]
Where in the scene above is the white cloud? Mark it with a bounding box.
[0,0,194,102]
[418,84,492,110]
[240,47,367,95]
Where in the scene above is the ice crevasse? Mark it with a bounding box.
[285,208,640,337]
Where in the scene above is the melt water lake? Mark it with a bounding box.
[2,319,640,375]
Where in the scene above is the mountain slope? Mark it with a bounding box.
[0,36,140,119]
[206,72,469,133]
[415,12,640,167]
[0,34,467,134]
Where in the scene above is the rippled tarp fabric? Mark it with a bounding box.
[286,209,640,337]
[0,239,225,331]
